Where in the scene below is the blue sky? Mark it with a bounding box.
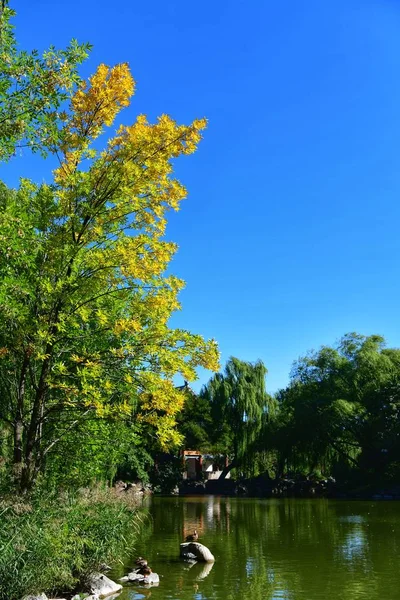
[5,0,400,393]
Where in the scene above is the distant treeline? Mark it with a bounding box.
[178,333,400,488]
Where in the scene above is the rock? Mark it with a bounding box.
[144,573,159,585]
[181,551,197,562]
[114,480,127,491]
[180,542,215,562]
[127,572,142,582]
[23,595,48,600]
[85,596,120,600]
[86,573,122,598]
[125,571,160,585]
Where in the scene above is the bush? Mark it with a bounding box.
[149,453,183,493]
[0,487,146,600]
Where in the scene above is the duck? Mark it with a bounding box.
[135,557,148,568]
[185,529,199,542]
[138,565,152,577]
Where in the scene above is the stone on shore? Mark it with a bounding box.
[86,572,122,598]
[180,542,215,562]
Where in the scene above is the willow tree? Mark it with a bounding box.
[273,333,400,479]
[0,17,219,490]
[200,357,271,478]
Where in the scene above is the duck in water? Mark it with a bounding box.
[185,529,199,542]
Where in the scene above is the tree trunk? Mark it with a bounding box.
[13,354,29,477]
[218,457,237,480]
[13,420,23,464]
[20,355,50,491]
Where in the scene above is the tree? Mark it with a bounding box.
[272,333,400,481]
[176,384,213,450]
[0,9,219,491]
[199,357,272,479]
[0,2,90,160]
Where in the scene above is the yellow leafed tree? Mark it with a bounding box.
[0,61,219,490]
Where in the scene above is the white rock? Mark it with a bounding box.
[86,596,119,600]
[180,542,215,562]
[127,572,143,582]
[22,595,48,600]
[125,571,159,585]
[144,573,160,585]
[86,572,122,598]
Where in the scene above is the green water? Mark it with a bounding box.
[111,496,400,600]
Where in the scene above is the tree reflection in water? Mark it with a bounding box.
[114,496,400,600]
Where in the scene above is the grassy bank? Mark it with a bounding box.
[0,487,145,600]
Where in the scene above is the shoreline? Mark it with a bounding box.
[177,477,400,501]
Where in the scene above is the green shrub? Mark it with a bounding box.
[0,487,146,600]
[150,453,183,493]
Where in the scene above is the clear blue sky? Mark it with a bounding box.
[5,0,400,393]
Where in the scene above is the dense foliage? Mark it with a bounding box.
[271,333,400,484]
[179,334,400,488]
[0,3,218,491]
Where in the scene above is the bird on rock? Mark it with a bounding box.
[135,557,148,568]
[138,565,152,576]
[185,529,199,542]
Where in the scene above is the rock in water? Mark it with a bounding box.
[86,572,122,598]
[180,542,215,562]
[144,572,160,585]
[125,571,160,585]
[86,596,120,600]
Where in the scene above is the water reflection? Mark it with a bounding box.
[112,497,400,600]
[186,561,214,580]
[341,528,366,560]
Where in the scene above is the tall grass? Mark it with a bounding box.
[0,487,145,600]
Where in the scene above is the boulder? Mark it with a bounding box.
[125,571,159,585]
[180,542,215,562]
[86,573,122,598]
[23,595,48,600]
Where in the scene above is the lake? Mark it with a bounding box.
[111,496,400,600]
